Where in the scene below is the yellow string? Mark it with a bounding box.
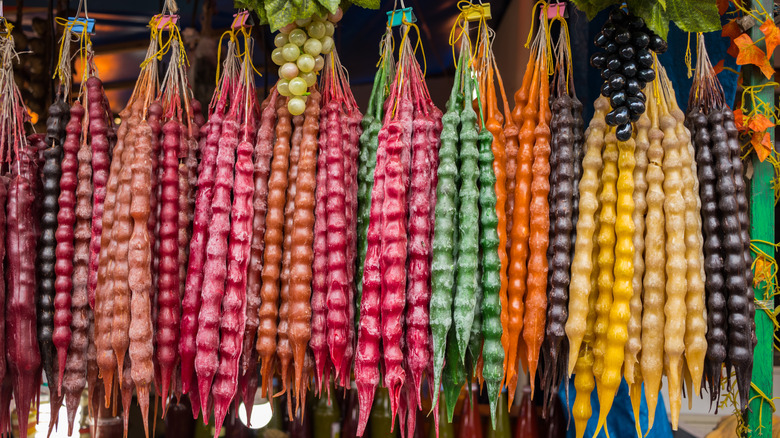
[52,16,94,84]
[448,1,472,69]
[0,20,13,39]
[402,19,426,77]
[684,32,693,79]
[139,15,188,70]
[525,0,547,48]
[549,14,571,95]
[235,26,261,77]
[215,29,238,87]
[540,9,554,76]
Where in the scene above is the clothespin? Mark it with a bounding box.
[69,17,95,34]
[232,10,252,29]
[155,14,179,30]
[540,2,567,20]
[386,7,416,27]
[464,3,491,22]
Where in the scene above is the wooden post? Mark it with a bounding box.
[746,0,774,435]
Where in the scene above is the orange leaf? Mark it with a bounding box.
[733,33,775,78]
[722,19,742,39]
[760,19,780,56]
[747,113,775,132]
[713,59,725,74]
[754,256,771,285]
[751,131,773,162]
[723,20,743,58]
[718,0,729,15]
[734,108,747,131]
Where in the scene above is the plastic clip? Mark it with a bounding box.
[540,2,567,20]
[156,14,179,30]
[69,17,95,34]
[232,10,253,29]
[386,7,416,27]
[464,3,491,22]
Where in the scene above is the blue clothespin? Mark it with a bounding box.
[386,7,416,27]
[69,17,95,34]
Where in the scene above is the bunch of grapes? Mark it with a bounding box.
[590,8,668,140]
[271,9,342,115]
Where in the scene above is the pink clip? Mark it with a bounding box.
[232,11,250,29]
[540,2,566,20]
[156,14,179,30]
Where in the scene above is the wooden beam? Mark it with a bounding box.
[746,0,774,436]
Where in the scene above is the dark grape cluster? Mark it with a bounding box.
[590,8,668,141]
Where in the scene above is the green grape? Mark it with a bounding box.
[307,21,326,39]
[295,17,312,26]
[274,33,288,48]
[304,38,322,57]
[271,48,285,66]
[321,36,334,54]
[328,8,343,23]
[280,22,296,34]
[280,62,299,80]
[324,21,335,37]
[282,43,300,62]
[277,79,291,97]
[301,71,317,87]
[289,28,307,46]
[289,77,307,96]
[297,54,315,73]
[288,96,306,116]
[314,55,325,71]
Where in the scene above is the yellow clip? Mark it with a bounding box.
[464,3,491,22]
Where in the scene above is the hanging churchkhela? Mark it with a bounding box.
[48,17,118,435]
[567,54,714,436]
[686,34,755,412]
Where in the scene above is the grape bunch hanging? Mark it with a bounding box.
[589,8,668,141]
[270,12,338,115]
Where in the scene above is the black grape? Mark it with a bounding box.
[637,68,656,82]
[649,34,668,53]
[619,45,635,60]
[611,90,627,107]
[617,123,633,140]
[591,53,607,68]
[622,61,637,78]
[607,55,622,71]
[609,74,626,90]
[628,97,646,115]
[615,29,631,44]
[633,32,650,48]
[637,48,654,67]
[626,78,642,95]
[595,32,610,48]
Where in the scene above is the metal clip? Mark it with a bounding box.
[386,7,416,27]
[232,10,253,29]
[464,3,491,22]
[69,16,95,34]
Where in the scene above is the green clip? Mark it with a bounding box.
[386,7,416,27]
